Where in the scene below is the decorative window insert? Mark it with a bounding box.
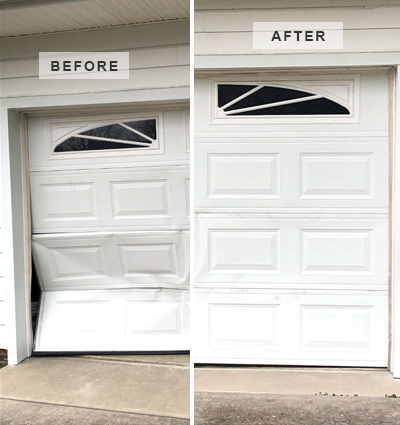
[53,119,157,153]
[213,78,358,123]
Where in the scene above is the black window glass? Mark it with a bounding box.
[54,137,148,152]
[218,84,258,108]
[224,86,312,111]
[54,119,156,153]
[230,98,350,116]
[218,84,350,116]
[124,120,157,140]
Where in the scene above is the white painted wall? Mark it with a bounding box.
[194,1,400,69]
[0,19,189,358]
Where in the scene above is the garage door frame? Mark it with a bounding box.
[391,66,400,379]
[1,100,189,365]
[2,65,400,378]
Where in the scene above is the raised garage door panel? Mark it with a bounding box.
[194,291,388,367]
[30,167,189,232]
[194,72,389,366]
[29,109,190,352]
[195,142,388,211]
[195,217,388,287]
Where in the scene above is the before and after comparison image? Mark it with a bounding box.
[1,0,400,424]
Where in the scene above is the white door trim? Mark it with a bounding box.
[391,65,400,379]
[1,110,32,365]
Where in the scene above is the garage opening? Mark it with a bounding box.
[29,108,190,353]
[31,260,41,337]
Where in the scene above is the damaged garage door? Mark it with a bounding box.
[29,110,190,352]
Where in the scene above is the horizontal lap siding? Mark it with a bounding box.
[194,4,400,66]
[0,21,190,99]
[197,7,400,32]
[195,29,400,55]
[0,66,189,98]
[0,20,189,60]
[0,46,189,79]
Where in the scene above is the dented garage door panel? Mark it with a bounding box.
[194,71,389,366]
[33,231,189,291]
[30,109,190,352]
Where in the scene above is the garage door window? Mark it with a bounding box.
[54,118,157,153]
[217,84,350,116]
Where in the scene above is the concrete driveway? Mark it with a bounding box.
[195,392,400,425]
[0,354,189,425]
[194,366,400,425]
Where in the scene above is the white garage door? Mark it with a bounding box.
[29,109,190,352]
[194,72,389,366]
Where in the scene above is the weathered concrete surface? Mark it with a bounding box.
[80,354,189,367]
[195,367,400,397]
[194,392,400,425]
[0,356,189,419]
[0,399,189,425]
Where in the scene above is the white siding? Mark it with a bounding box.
[194,2,400,69]
[0,20,190,108]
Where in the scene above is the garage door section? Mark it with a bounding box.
[29,110,190,352]
[194,73,389,366]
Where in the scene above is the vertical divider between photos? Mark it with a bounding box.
[189,0,195,418]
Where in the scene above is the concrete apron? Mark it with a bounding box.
[195,367,400,397]
[194,393,400,425]
[0,355,190,420]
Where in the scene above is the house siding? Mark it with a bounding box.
[0,20,189,107]
[194,2,400,69]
